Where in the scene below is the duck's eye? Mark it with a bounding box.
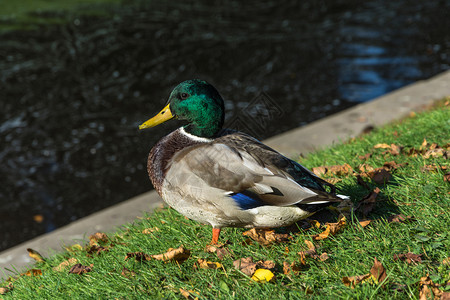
[180,93,189,100]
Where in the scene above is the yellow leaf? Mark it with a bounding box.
[373,143,391,149]
[53,258,78,272]
[251,269,275,282]
[196,259,222,269]
[27,248,45,262]
[359,220,372,228]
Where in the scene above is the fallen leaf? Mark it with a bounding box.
[311,166,327,176]
[242,228,290,246]
[313,216,346,240]
[69,263,93,275]
[125,252,152,261]
[195,259,222,269]
[205,242,233,260]
[283,261,302,277]
[359,163,375,173]
[251,269,275,282]
[359,220,372,228]
[387,214,414,223]
[421,138,428,149]
[89,232,108,246]
[444,173,450,182]
[65,244,83,252]
[256,260,276,271]
[142,227,160,234]
[0,283,13,295]
[86,245,109,256]
[369,257,387,284]
[121,267,136,278]
[388,144,402,155]
[151,246,190,263]
[319,253,330,261]
[22,269,42,277]
[368,168,392,184]
[393,253,422,265]
[53,258,78,272]
[356,187,381,217]
[358,153,372,160]
[374,143,391,149]
[179,288,200,300]
[313,225,331,241]
[342,273,371,288]
[312,164,353,177]
[233,257,257,276]
[418,275,447,300]
[443,257,450,265]
[383,161,406,171]
[27,248,45,262]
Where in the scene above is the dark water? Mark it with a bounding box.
[0,0,449,251]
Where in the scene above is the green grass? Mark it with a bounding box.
[1,101,449,299]
[0,0,122,32]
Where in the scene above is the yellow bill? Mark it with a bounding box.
[139,103,174,129]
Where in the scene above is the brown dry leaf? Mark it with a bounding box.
[195,259,222,269]
[313,216,346,240]
[0,283,13,295]
[205,242,233,260]
[368,168,392,184]
[342,273,371,288]
[442,292,450,300]
[68,263,93,275]
[359,163,375,173]
[283,261,302,277]
[356,187,381,217]
[313,225,331,241]
[319,253,330,261]
[443,257,450,265]
[151,246,190,263]
[358,153,372,160]
[424,148,446,159]
[53,258,78,272]
[312,164,353,177]
[359,220,372,228]
[383,161,406,171]
[89,232,108,246]
[242,228,290,246]
[308,219,321,228]
[121,267,136,278]
[370,257,387,284]
[142,227,160,234]
[233,257,257,276]
[422,164,449,172]
[86,245,109,256]
[393,252,422,265]
[444,173,450,182]
[22,269,42,277]
[387,214,414,223]
[27,248,45,262]
[311,166,327,176]
[256,260,276,271]
[374,143,391,149]
[389,144,402,155]
[125,252,152,262]
[418,275,447,300]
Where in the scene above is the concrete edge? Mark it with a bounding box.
[1,70,449,278]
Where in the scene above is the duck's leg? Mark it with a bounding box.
[211,228,221,244]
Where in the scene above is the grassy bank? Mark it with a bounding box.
[0,0,122,32]
[1,100,449,299]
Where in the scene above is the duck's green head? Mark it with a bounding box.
[139,79,225,138]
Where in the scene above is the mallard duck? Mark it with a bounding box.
[139,79,345,244]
